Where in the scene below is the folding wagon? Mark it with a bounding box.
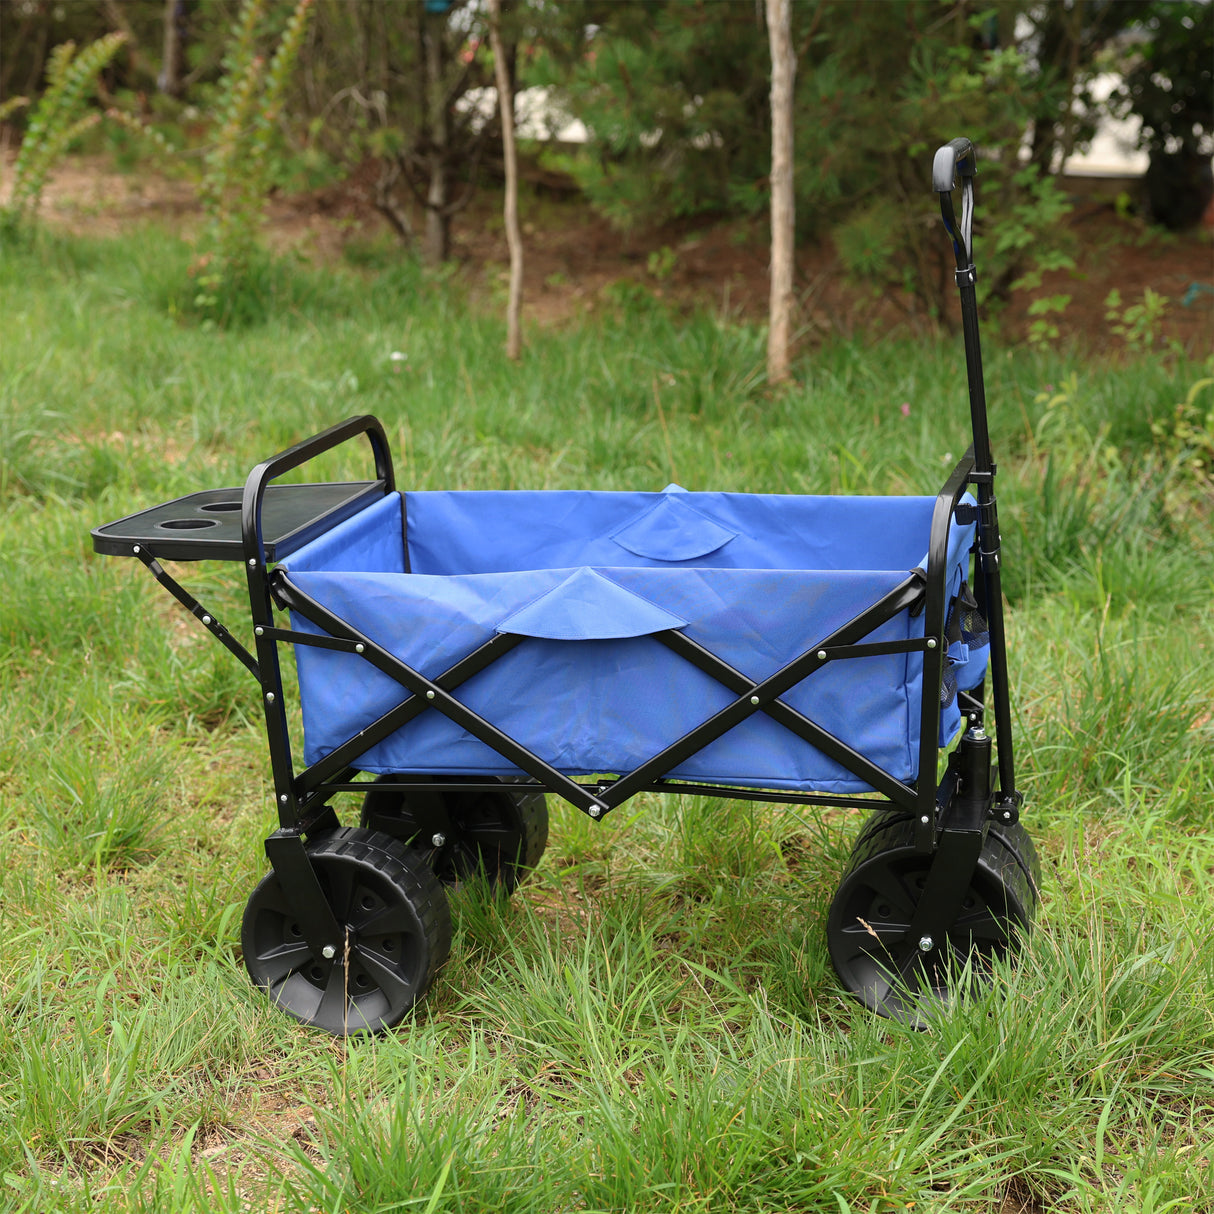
[93,138,1039,1035]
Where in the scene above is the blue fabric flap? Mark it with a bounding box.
[612,494,738,562]
[496,567,688,639]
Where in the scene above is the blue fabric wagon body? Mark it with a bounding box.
[281,486,983,795]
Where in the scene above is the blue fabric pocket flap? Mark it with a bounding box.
[611,494,738,562]
[496,568,688,640]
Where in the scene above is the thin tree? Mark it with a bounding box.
[766,0,795,385]
[489,0,523,359]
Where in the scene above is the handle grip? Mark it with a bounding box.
[933,137,977,272]
[932,137,976,194]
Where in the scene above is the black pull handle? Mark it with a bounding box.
[933,137,977,272]
[241,414,394,566]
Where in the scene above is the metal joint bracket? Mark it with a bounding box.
[955,265,977,287]
[990,789,1024,826]
[263,830,344,958]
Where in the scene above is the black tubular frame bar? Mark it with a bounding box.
[240,415,396,829]
[243,432,991,841]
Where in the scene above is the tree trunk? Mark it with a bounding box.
[421,4,450,266]
[489,0,523,360]
[159,0,185,96]
[766,0,795,385]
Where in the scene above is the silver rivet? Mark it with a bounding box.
[255,626,264,636]
[132,545,141,554]
[927,638,938,649]
[431,833,446,848]
[589,806,601,818]
[918,935,934,952]
[321,945,336,960]
[265,692,275,703]
[355,643,365,654]
[202,615,212,625]
[248,558,257,567]
[279,794,288,803]
[817,650,827,660]
[1003,811,1012,820]
[425,690,435,700]
[749,695,760,705]
[921,815,930,825]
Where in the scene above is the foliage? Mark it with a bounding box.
[1151,367,1214,502]
[535,2,1090,326]
[530,1,770,227]
[0,33,127,237]
[1015,0,1154,174]
[1109,0,1214,229]
[1104,287,1171,353]
[189,0,315,326]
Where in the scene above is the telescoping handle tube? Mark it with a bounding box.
[932,137,1019,816]
[933,138,990,474]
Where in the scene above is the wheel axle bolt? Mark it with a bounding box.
[431,833,446,848]
[918,935,934,952]
[321,945,336,960]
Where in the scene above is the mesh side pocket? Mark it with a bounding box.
[945,582,991,693]
[940,663,959,709]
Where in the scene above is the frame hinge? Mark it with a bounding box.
[989,789,1024,826]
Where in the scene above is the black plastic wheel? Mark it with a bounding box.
[361,775,548,894]
[241,826,451,1036]
[827,811,1039,1025]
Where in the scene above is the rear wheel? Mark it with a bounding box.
[826,811,1039,1025]
[361,775,548,893]
[241,826,451,1036]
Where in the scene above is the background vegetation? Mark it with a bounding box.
[2,1,1212,298]
[0,217,1210,1209]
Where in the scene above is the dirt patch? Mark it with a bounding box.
[11,153,1214,352]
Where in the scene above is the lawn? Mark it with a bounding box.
[1,226,1211,1212]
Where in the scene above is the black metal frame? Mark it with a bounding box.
[92,136,1018,983]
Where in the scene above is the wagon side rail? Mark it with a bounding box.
[266,449,981,838]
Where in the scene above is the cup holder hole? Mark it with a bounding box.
[158,518,219,530]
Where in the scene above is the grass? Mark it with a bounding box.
[0,222,1211,1212]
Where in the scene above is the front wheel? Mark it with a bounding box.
[826,811,1039,1025]
[241,827,451,1036]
